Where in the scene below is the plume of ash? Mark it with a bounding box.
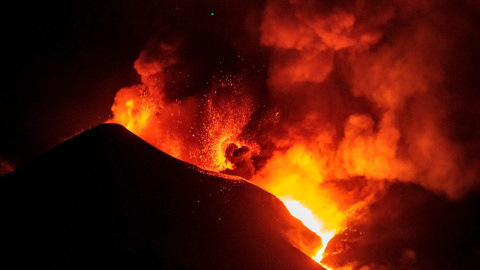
[109,0,480,199]
[256,0,480,199]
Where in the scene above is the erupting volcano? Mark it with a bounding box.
[2,0,480,269]
[104,0,480,268]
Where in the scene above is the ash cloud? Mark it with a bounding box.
[256,0,480,199]
[108,0,480,196]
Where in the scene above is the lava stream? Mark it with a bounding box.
[283,199,337,267]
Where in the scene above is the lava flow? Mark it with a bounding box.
[107,0,480,269]
[283,199,336,262]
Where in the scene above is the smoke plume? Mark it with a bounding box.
[256,0,480,199]
[108,0,480,268]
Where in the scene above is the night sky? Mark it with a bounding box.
[2,1,159,167]
[1,0,268,169]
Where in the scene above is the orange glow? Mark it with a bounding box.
[109,88,349,268]
[195,87,256,171]
[283,199,336,263]
[251,139,347,265]
[109,86,156,135]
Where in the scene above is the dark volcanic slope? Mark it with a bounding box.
[0,124,323,269]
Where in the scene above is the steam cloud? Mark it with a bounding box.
[109,0,480,268]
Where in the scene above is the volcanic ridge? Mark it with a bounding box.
[0,123,325,269]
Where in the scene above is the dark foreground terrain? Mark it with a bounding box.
[0,124,323,269]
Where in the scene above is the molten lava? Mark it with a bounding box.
[110,91,349,266]
[109,83,346,266]
[283,199,336,263]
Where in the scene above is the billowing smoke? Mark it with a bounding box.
[257,0,480,199]
[108,0,480,268]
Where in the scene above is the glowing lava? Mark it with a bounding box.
[109,86,156,135]
[109,84,347,268]
[283,199,336,265]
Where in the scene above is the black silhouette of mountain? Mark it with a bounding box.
[0,124,324,269]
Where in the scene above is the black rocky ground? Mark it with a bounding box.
[0,124,324,269]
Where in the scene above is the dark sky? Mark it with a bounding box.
[1,1,158,166]
[1,0,266,168]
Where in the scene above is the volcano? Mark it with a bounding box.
[0,124,324,269]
